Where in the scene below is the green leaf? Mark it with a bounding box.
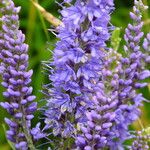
[111,27,121,51]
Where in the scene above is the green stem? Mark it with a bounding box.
[59,138,73,150]
[35,0,50,41]
[137,118,144,130]
[22,106,36,150]
[26,1,37,45]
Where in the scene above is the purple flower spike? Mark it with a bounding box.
[0,0,43,149]
[128,130,150,150]
[109,0,150,148]
[76,49,120,149]
[76,0,150,148]
[44,0,114,147]
[143,33,150,63]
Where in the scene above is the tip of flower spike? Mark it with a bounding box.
[2,0,21,13]
[139,0,148,9]
[134,0,148,10]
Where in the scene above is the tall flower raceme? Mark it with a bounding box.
[44,0,114,146]
[129,130,150,150]
[0,0,45,149]
[76,49,122,149]
[143,33,150,63]
[110,0,150,148]
[76,0,150,149]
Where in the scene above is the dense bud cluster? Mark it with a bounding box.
[143,33,150,62]
[44,0,114,140]
[76,49,122,149]
[110,0,150,147]
[0,0,44,149]
[76,0,150,149]
[129,130,150,150]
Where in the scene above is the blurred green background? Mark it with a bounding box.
[0,0,150,149]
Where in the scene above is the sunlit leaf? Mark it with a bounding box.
[111,27,121,51]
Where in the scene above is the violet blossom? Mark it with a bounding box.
[76,49,122,149]
[143,33,150,62]
[110,0,150,148]
[0,0,44,149]
[129,130,150,150]
[76,0,150,149]
[44,0,114,144]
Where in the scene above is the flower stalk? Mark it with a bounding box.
[30,0,62,27]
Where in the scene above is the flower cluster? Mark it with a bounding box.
[44,0,114,141]
[76,49,122,149]
[143,33,150,62]
[0,0,44,149]
[76,0,150,149]
[110,0,150,147]
[129,130,150,150]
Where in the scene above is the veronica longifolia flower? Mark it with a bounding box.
[109,0,150,148]
[0,0,44,149]
[76,0,150,149]
[76,49,121,149]
[143,33,150,62]
[44,0,114,141]
[129,130,150,150]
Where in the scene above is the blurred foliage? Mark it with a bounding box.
[0,0,150,149]
[111,27,121,51]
